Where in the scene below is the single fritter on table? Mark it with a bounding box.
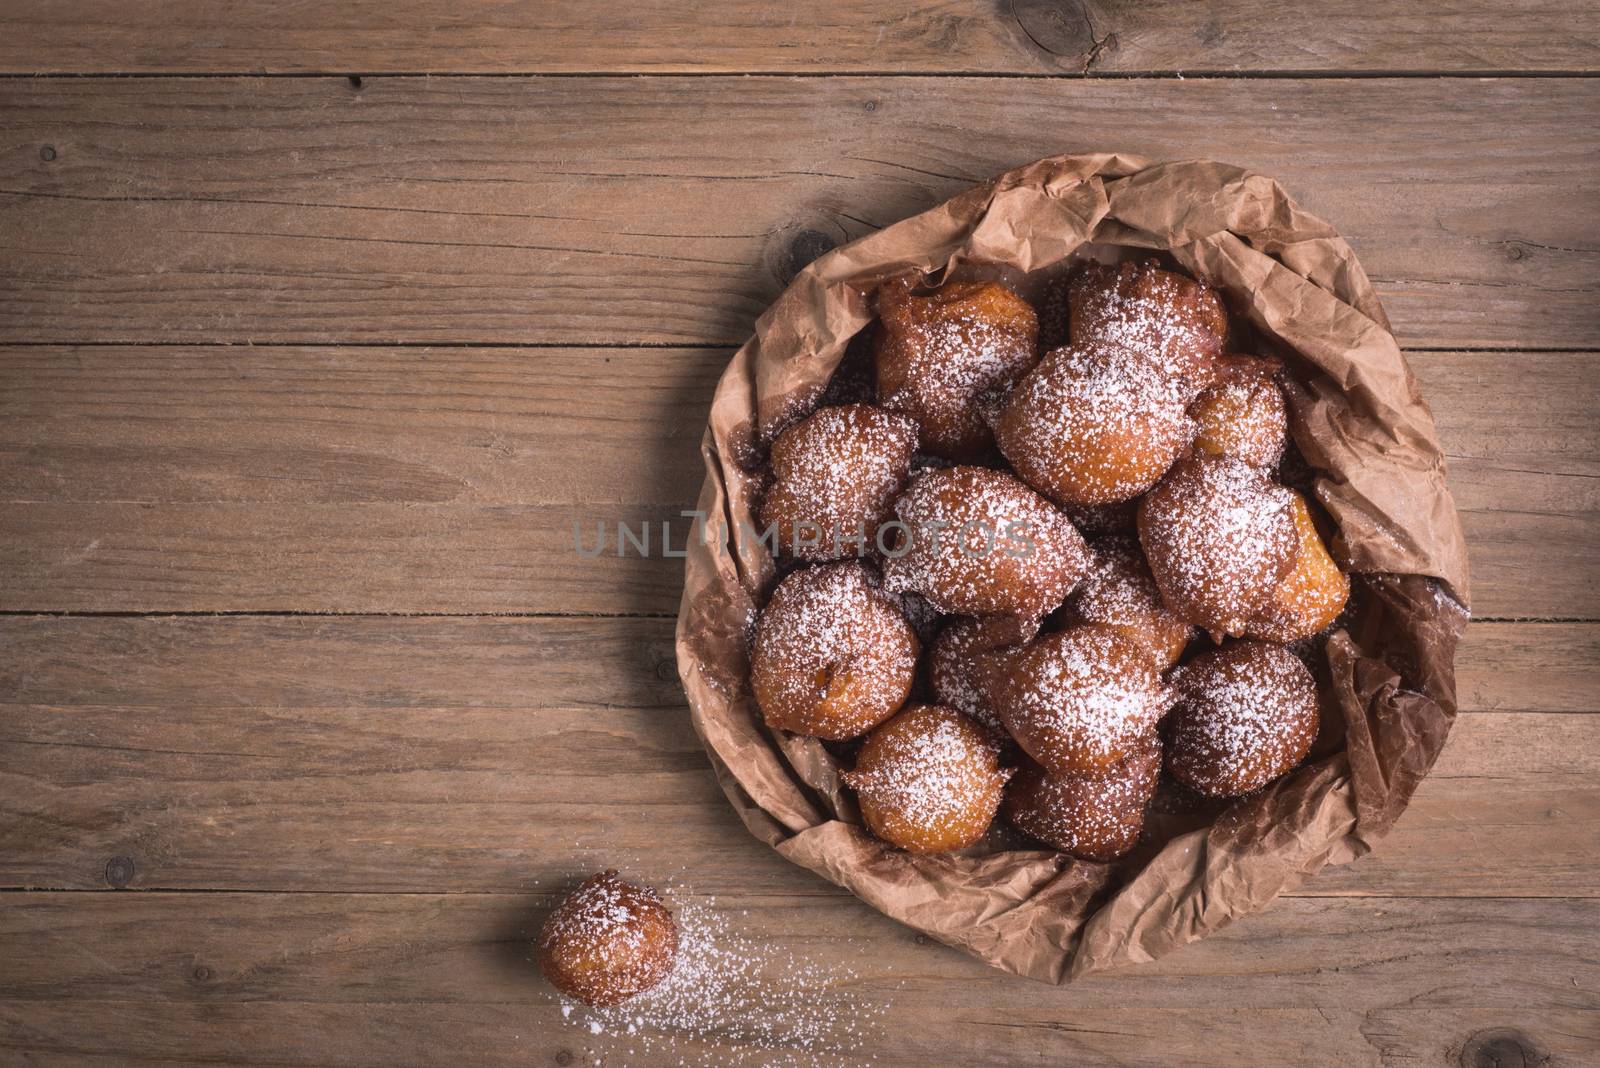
[538,871,678,1007]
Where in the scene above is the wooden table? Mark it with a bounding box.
[2,4,1597,1065]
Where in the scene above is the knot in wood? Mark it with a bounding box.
[104,855,137,888]
[1459,1028,1548,1068]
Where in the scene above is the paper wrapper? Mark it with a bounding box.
[674,155,1471,983]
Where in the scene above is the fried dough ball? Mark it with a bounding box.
[873,277,1041,460]
[1066,538,1194,670]
[995,343,1194,506]
[1165,641,1319,797]
[1138,455,1298,638]
[1188,354,1288,468]
[537,870,678,1007]
[758,404,919,560]
[1003,736,1162,861]
[995,624,1173,777]
[881,466,1092,618]
[1067,259,1228,398]
[928,613,1041,732]
[842,704,1012,854]
[750,563,918,740]
[1244,491,1351,642]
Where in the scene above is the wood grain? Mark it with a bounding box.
[2,347,1592,617]
[0,893,1595,1067]
[4,1,1598,75]
[1,616,1593,896]
[2,78,1596,349]
[1,8,1593,1065]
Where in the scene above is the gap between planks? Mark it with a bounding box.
[2,71,1600,80]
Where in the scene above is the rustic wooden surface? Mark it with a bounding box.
[1,4,1597,1066]
[4,1,1598,74]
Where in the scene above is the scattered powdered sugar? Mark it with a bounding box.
[553,898,889,1067]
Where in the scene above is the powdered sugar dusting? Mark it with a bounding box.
[875,279,1039,459]
[997,343,1194,505]
[999,626,1172,775]
[882,466,1090,617]
[1140,456,1296,636]
[538,871,676,1007]
[1067,260,1226,395]
[928,615,1039,731]
[554,897,889,1066]
[1189,358,1288,469]
[1067,538,1193,668]
[761,404,918,560]
[1005,739,1162,860]
[844,706,1009,851]
[750,563,917,739]
[1167,642,1319,797]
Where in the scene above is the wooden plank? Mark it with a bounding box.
[3,1003,1592,1068]
[2,347,1593,617]
[1414,350,1600,621]
[0,893,1594,1067]
[1,616,1594,896]
[1,78,1595,350]
[3,1,1597,75]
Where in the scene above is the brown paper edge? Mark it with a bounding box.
[675,154,1470,984]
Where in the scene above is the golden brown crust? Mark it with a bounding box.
[1244,491,1351,642]
[927,613,1041,732]
[995,343,1194,506]
[873,277,1040,461]
[758,403,919,561]
[881,465,1092,618]
[1003,736,1162,861]
[995,624,1173,777]
[1137,455,1298,638]
[1188,354,1288,469]
[1165,641,1320,797]
[750,563,918,740]
[842,704,1012,854]
[537,870,678,1007]
[1067,260,1228,398]
[1065,537,1194,670]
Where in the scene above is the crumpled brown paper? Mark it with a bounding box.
[674,154,1470,983]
